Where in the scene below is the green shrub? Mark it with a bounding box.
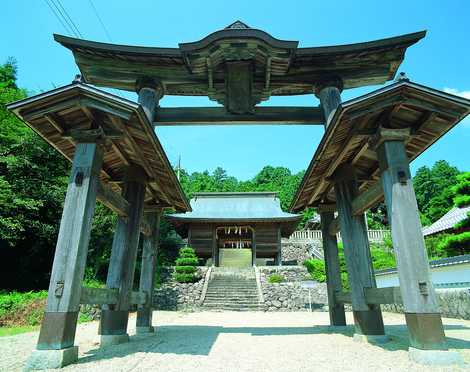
[175,266,196,274]
[425,234,451,259]
[454,195,470,208]
[175,257,199,266]
[174,246,199,283]
[303,259,326,282]
[268,273,284,283]
[0,291,47,327]
[437,232,470,256]
[370,245,396,270]
[455,212,470,230]
[174,273,195,283]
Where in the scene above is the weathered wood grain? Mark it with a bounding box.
[154,106,324,125]
[321,212,346,325]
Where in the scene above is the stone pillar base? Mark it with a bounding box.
[353,333,390,344]
[136,326,155,334]
[24,346,78,371]
[409,347,463,365]
[100,334,129,347]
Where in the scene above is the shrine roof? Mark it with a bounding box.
[167,192,301,236]
[290,80,470,212]
[7,81,190,212]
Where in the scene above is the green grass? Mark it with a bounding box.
[0,324,39,337]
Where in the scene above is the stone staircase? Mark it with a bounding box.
[203,268,261,311]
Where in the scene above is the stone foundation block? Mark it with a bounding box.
[100,333,129,347]
[136,326,155,334]
[353,333,390,344]
[24,346,78,370]
[408,347,464,366]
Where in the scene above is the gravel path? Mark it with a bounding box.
[1,311,470,372]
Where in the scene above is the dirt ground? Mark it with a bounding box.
[1,311,469,372]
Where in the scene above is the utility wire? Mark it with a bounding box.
[43,0,73,36]
[48,0,80,38]
[54,0,83,38]
[88,0,113,42]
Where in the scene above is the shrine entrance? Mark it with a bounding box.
[7,20,470,370]
[217,226,253,267]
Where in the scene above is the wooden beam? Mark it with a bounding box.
[351,182,384,216]
[97,181,130,217]
[44,113,65,134]
[335,291,352,304]
[120,123,172,207]
[130,291,148,305]
[80,287,119,305]
[154,106,324,125]
[79,287,147,305]
[364,287,403,305]
[411,111,437,135]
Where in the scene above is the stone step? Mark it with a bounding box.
[204,302,260,307]
[205,291,258,296]
[203,305,260,311]
[205,297,259,302]
[203,301,260,306]
[207,286,258,290]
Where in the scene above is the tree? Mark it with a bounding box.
[174,246,199,283]
[436,172,470,256]
[413,160,460,224]
[0,60,71,289]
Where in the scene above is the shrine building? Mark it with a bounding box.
[167,192,301,267]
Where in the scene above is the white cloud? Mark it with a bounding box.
[443,87,470,99]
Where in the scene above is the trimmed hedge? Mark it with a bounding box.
[174,246,199,283]
[175,266,196,274]
[175,257,199,266]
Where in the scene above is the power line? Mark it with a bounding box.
[48,0,79,38]
[88,0,112,42]
[54,0,83,38]
[43,0,73,36]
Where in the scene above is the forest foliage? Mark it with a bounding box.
[0,59,468,291]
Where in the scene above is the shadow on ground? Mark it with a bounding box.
[77,322,470,365]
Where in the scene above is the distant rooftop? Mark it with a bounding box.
[423,206,470,236]
[170,192,300,221]
[167,192,301,237]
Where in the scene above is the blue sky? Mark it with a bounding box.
[2,0,469,180]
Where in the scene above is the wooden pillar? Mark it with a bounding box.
[314,77,343,127]
[100,166,147,346]
[252,227,257,266]
[319,206,346,326]
[136,76,163,121]
[275,225,282,266]
[27,140,104,368]
[136,210,162,334]
[374,129,448,351]
[211,225,217,267]
[333,164,386,340]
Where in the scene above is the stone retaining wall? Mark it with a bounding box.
[258,266,311,283]
[257,266,328,311]
[281,241,321,264]
[153,267,209,310]
[381,288,470,320]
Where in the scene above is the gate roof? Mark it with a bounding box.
[7,81,190,212]
[291,80,470,212]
